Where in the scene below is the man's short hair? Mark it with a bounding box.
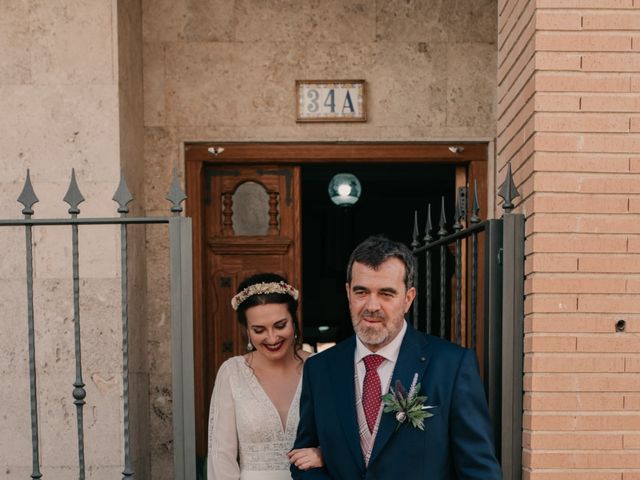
[346,235,416,290]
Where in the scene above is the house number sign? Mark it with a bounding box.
[296,80,366,122]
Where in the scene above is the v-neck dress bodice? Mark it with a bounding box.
[208,356,302,480]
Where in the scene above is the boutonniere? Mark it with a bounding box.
[381,373,436,431]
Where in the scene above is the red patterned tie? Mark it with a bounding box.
[362,354,385,433]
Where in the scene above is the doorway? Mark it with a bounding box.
[184,142,489,467]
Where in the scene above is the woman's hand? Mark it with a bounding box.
[288,447,323,470]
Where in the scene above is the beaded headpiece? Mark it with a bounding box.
[231,281,299,311]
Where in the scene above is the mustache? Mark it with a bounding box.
[361,310,385,319]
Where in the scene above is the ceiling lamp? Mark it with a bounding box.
[328,173,362,206]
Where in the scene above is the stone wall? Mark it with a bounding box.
[0,0,148,478]
[142,0,498,476]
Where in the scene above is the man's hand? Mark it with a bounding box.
[288,447,323,470]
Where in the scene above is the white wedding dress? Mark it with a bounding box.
[207,356,302,480]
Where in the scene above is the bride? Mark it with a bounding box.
[207,273,323,479]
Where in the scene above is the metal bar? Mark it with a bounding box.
[413,221,488,253]
[439,244,446,339]
[120,222,134,479]
[500,213,525,480]
[483,219,503,459]
[25,222,42,480]
[471,231,478,350]
[455,238,462,345]
[170,217,196,480]
[425,250,432,335]
[0,217,169,226]
[71,222,86,480]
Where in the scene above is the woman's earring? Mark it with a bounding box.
[247,341,254,351]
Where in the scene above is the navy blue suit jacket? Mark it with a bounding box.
[291,323,502,479]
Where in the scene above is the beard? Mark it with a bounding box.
[352,310,391,346]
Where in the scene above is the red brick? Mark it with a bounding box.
[532,195,629,214]
[525,313,631,333]
[525,473,620,480]
[581,174,640,192]
[526,353,625,372]
[532,172,582,191]
[623,433,640,447]
[526,432,623,449]
[536,11,583,31]
[535,93,581,112]
[536,73,631,93]
[528,372,640,391]
[525,412,640,431]
[537,32,632,52]
[525,392,624,411]
[578,335,640,353]
[632,75,640,91]
[533,152,630,173]
[536,0,633,6]
[525,334,578,352]
[526,252,579,271]
[579,254,640,273]
[628,278,640,293]
[632,157,640,171]
[630,235,640,251]
[577,216,640,234]
[535,52,582,71]
[536,113,630,132]
[528,450,640,468]
[583,53,640,72]
[581,94,640,112]
[583,12,640,30]
[624,394,640,409]
[625,357,640,372]
[527,275,627,294]
[578,294,640,313]
[631,198,640,213]
[525,293,578,313]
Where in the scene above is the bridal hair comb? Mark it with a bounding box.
[231,281,299,310]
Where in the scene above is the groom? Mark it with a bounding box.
[290,235,502,479]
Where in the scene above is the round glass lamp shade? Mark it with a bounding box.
[328,173,362,206]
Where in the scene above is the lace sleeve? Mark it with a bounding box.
[207,360,240,480]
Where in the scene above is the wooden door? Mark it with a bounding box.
[199,164,301,456]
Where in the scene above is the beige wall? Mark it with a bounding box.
[0,0,149,478]
[497,0,640,478]
[142,0,498,476]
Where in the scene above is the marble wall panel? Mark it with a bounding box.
[149,372,173,480]
[446,42,497,128]
[0,85,120,189]
[185,0,237,42]
[0,0,31,84]
[143,43,166,127]
[142,0,189,43]
[29,0,114,85]
[234,0,375,43]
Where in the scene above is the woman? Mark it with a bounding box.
[207,273,322,479]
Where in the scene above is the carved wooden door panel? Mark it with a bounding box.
[202,164,301,407]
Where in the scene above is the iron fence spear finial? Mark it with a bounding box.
[424,204,433,243]
[166,169,187,216]
[63,169,85,215]
[437,197,447,237]
[18,169,39,217]
[470,179,480,224]
[411,210,420,250]
[113,171,134,215]
[498,163,520,213]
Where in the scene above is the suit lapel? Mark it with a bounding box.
[328,337,365,471]
[368,324,432,466]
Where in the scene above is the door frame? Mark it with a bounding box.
[184,141,490,459]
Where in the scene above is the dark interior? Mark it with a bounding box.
[301,163,456,347]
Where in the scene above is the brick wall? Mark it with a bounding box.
[498,0,640,478]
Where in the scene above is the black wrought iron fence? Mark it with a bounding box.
[409,164,525,480]
[0,170,196,480]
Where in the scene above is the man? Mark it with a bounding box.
[290,235,502,479]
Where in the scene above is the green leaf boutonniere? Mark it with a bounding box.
[381,373,436,431]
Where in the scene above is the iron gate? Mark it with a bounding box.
[409,164,524,480]
[0,170,196,479]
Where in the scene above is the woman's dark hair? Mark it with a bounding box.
[235,272,303,359]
